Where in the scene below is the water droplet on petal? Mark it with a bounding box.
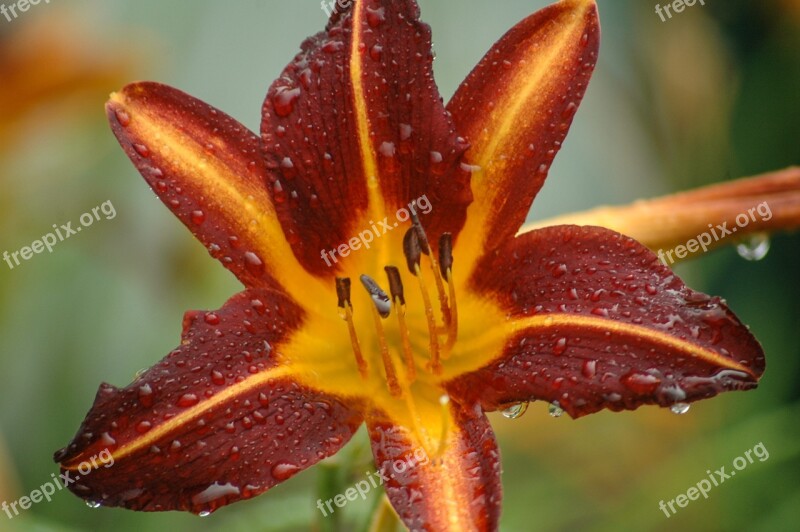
[736,233,770,261]
[198,510,212,517]
[133,143,150,158]
[86,500,102,509]
[501,402,529,419]
[271,462,301,481]
[272,87,301,117]
[366,6,386,27]
[115,109,131,126]
[177,393,199,408]
[670,402,691,415]
[244,251,265,276]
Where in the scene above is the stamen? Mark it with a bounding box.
[439,233,458,351]
[411,213,451,325]
[384,266,416,382]
[359,275,401,397]
[335,277,368,379]
[416,263,442,374]
[403,228,441,374]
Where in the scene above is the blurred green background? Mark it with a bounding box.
[0,0,798,531]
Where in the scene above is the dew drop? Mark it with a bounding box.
[115,109,131,126]
[735,233,770,261]
[177,393,199,408]
[501,402,529,419]
[203,312,220,325]
[138,384,154,407]
[548,402,564,418]
[670,402,691,415]
[133,143,150,158]
[620,371,661,394]
[190,210,206,225]
[244,251,265,276]
[272,87,301,117]
[553,337,567,356]
[135,421,152,434]
[198,510,211,517]
[366,6,386,27]
[85,500,102,509]
[271,462,301,481]
[399,123,413,141]
[272,179,287,203]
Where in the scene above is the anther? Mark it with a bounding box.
[403,228,422,274]
[359,274,391,318]
[359,275,401,397]
[335,277,368,379]
[410,211,431,255]
[384,266,405,306]
[336,277,351,309]
[385,266,415,381]
[438,233,453,279]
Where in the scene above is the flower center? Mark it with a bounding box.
[334,214,458,397]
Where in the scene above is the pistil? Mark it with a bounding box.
[360,275,401,396]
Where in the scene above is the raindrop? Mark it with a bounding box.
[177,393,199,408]
[366,6,386,27]
[272,87,301,117]
[670,403,691,415]
[114,109,131,126]
[198,510,212,517]
[735,233,770,261]
[133,143,150,158]
[271,462,301,481]
[138,384,154,407]
[85,500,102,509]
[501,402,529,419]
[548,402,564,418]
[244,251,265,276]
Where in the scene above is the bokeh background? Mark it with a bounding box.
[1,0,798,531]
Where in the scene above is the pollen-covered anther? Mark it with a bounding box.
[359,275,401,397]
[385,266,416,382]
[403,228,442,374]
[335,277,368,379]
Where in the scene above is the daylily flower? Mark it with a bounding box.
[56,0,772,529]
